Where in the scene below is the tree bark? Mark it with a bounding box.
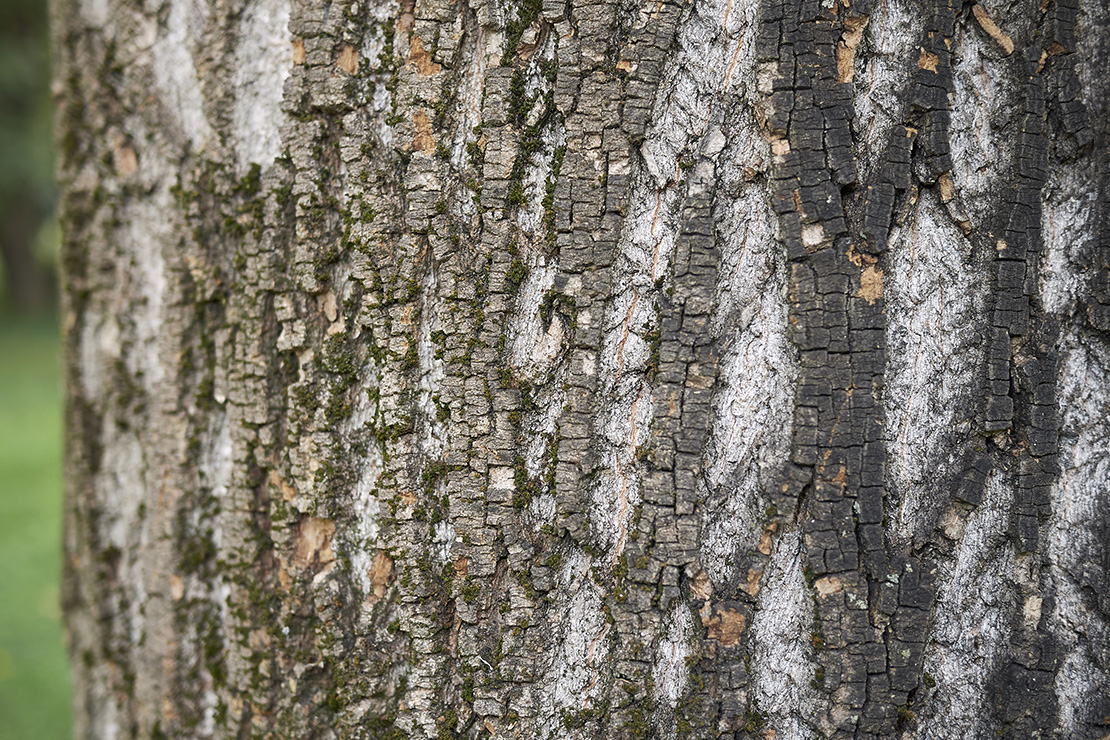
[53,0,1110,738]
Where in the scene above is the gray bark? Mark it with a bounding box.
[53,0,1110,738]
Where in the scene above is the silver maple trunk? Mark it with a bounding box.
[53,0,1110,737]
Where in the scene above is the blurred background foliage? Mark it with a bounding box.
[0,319,69,739]
[1,0,58,313]
[0,0,71,734]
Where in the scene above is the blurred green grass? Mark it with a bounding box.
[0,316,71,739]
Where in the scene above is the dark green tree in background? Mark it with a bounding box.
[0,0,56,314]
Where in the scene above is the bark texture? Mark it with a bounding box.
[54,0,1110,737]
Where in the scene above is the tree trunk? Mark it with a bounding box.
[53,0,1110,737]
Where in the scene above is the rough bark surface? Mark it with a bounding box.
[53,0,1110,737]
